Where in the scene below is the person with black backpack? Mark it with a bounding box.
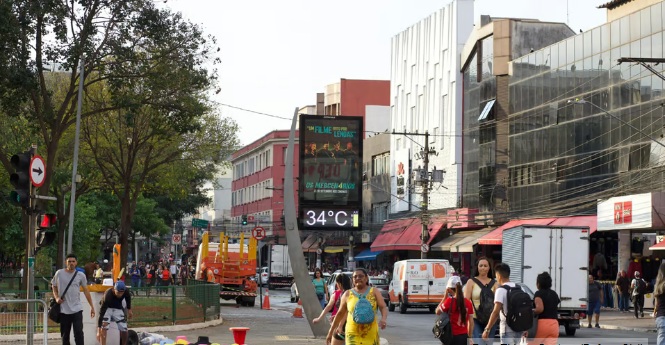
[463,256,498,345]
[481,262,533,345]
[533,272,560,345]
[631,271,648,319]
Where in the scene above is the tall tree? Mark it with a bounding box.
[0,0,224,267]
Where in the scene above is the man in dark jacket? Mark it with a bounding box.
[615,270,630,312]
[97,281,132,345]
[631,271,647,318]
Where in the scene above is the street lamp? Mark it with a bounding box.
[568,99,665,149]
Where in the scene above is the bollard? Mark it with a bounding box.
[229,327,250,344]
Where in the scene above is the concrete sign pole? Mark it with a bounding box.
[284,108,328,337]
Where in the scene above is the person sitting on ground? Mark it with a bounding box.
[97,281,132,345]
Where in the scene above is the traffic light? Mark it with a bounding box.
[9,151,32,209]
[36,213,57,247]
[241,214,248,225]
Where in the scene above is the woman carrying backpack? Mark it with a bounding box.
[437,275,474,345]
[464,256,498,344]
[326,268,388,345]
[533,272,560,345]
[315,274,352,345]
[651,261,665,345]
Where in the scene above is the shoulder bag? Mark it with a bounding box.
[48,271,78,323]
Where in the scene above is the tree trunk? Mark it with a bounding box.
[118,194,134,275]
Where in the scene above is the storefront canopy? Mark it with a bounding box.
[649,241,665,251]
[478,216,597,245]
[431,232,468,252]
[451,229,492,252]
[371,217,446,252]
[355,248,383,261]
[301,234,320,253]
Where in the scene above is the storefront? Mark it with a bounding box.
[596,192,665,309]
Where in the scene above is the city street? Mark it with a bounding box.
[154,288,658,345]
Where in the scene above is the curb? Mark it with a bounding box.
[0,317,225,343]
[598,324,656,333]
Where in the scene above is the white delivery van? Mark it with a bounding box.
[388,259,454,314]
[502,225,590,336]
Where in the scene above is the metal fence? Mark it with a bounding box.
[0,279,220,330]
[0,299,48,345]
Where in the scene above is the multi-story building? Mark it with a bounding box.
[324,78,390,136]
[460,16,575,218]
[389,0,474,214]
[231,130,300,243]
[503,0,665,277]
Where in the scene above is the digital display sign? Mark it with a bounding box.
[301,208,360,229]
[299,115,363,230]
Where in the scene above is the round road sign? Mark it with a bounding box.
[30,155,46,187]
[316,248,323,255]
[252,226,266,240]
[421,243,430,253]
[172,234,182,245]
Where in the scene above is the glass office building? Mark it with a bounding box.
[508,3,665,215]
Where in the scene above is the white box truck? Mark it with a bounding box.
[502,225,590,336]
[268,244,293,289]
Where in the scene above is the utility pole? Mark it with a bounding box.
[421,132,430,259]
[391,130,442,259]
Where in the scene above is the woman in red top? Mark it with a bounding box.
[436,275,474,345]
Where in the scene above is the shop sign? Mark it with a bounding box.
[597,193,651,231]
[393,149,410,213]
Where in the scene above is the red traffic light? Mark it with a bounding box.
[38,213,57,228]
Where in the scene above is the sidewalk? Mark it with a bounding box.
[584,308,657,332]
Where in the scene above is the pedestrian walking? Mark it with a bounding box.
[652,261,665,345]
[326,268,388,345]
[312,268,327,309]
[631,271,647,318]
[97,281,133,345]
[463,256,498,345]
[437,275,474,345]
[587,274,603,328]
[482,262,526,345]
[130,265,142,292]
[316,274,352,345]
[533,272,560,345]
[51,254,96,345]
[94,262,104,284]
[615,270,630,312]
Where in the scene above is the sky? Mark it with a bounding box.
[164,0,607,145]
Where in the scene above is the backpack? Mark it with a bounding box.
[500,284,534,332]
[471,277,495,326]
[351,288,376,324]
[634,279,647,295]
[432,302,453,345]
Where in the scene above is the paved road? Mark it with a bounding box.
[255,288,658,344]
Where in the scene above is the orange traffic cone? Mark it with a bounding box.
[262,288,271,310]
[292,298,303,318]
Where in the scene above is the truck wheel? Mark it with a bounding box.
[290,296,295,303]
[429,306,436,313]
[564,325,576,336]
[388,301,395,312]
[235,297,242,305]
[247,297,256,307]
[399,298,408,314]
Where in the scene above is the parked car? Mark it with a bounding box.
[326,271,353,300]
[255,267,269,286]
[290,272,331,303]
[369,276,390,305]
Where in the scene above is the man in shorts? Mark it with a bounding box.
[97,281,133,345]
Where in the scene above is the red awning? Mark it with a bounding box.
[550,215,597,233]
[370,218,415,252]
[478,218,556,245]
[371,217,446,251]
[650,241,665,251]
[477,215,598,245]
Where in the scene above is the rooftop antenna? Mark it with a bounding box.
[567,0,570,26]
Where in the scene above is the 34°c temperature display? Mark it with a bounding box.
[301,208,360,229]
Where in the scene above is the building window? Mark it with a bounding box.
[372,153,390,176]
[282,147,287,165]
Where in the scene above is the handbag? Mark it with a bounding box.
[432,299,453,345]
[48,271,78,323]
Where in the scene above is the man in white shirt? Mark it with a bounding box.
[481,262,525,344]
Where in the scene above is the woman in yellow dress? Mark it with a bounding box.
[327,268,388,345]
